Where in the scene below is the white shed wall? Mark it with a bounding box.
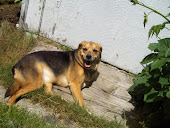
[20,0,170,74]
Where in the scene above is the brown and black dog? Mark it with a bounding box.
[5,41,102,107]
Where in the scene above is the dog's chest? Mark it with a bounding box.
[85,72,91,82]
[84,70,95,82]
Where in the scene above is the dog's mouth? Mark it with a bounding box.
[84,60,92,68]
[81,53,96,68]
[84,59,96,68]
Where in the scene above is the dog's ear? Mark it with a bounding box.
[97,43,102,53]
[78,43,82,49]
[78,41,87,49]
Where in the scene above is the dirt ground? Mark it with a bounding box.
[0,2,21,26]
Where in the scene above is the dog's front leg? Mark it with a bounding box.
[70,83,84,107]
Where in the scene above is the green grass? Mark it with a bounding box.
[0,21,126,128]
[0,21,36,87]
[0,102,56,128]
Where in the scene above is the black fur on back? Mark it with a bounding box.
[13,50,76,77]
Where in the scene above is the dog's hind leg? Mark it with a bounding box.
[7,76,43,105]
[7,83,41,105]
[7,67,44,105]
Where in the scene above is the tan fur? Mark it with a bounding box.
[5,41,102,107]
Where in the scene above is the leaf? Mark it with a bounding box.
[165,58,170,62]
[129,73,151,96]
[158,38,170,52]
[141,53,158,64]
[161,21,167,29]
[151,59,166,71]
[148,26,155,39]
[144,88,164,103]
[128,83,145,97]
[151,68,161,78]
[144,88,158,103]
[153,24,163,37]
[159,77,169,85]
[144,12,148,28]
[148,43,158,51]
[158,91,164,97]
[154,91,164,101]
[145,82,150,87]
[143,66,150,72]
[148,24,167,39]
[165,48,170,57]
[130,0,139,5]
[155,25,161,37]
[134,74,151,85]
[158,52,165,57]
[158,40,168,52]
[128,84,137,92]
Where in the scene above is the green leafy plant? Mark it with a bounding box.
[129,38,170,102]
[128,0,170,126]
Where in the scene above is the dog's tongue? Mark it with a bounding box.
[85,63,91,68]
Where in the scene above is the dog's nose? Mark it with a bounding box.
[86,54,92,60]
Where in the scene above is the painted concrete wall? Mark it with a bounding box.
[19,0,170,74]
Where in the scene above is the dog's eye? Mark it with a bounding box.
[93,49,98,53]
[83,48,87,51]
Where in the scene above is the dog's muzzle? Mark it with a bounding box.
[84,54,95,68]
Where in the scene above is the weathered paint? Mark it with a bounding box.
[20,0,170,74]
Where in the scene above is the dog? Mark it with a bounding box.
[5,41,102,107]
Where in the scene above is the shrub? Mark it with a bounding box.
[128,0,170,127]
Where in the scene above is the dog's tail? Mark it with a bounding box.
[5,67,20,98]
[5,80,20,98]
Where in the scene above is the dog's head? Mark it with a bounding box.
[77,41,102,69]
